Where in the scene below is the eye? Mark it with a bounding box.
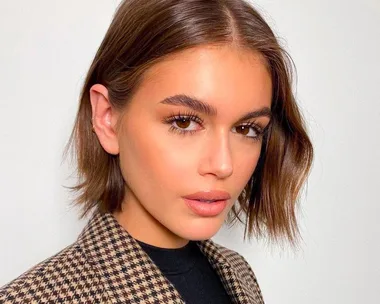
[173,117,199,131]
[232,123,263,140]
[163,112,204,135]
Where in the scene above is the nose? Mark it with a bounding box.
[198,129,233,179]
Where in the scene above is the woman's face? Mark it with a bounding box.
[102,45,272,248]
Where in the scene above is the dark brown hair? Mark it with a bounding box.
[64,0,313,247]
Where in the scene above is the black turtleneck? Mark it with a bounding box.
[135,239,232,304]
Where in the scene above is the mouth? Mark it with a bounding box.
[182,190,231,217]
[182,190,231,201]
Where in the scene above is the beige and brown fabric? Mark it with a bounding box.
[0,211,265,303]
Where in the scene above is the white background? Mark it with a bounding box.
[1,1,379,303]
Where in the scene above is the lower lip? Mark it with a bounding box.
[183,198,228,217]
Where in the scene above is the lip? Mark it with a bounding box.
[182,190,231,201]
[182,190,231,217]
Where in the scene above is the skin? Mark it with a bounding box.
[90,45,272,249]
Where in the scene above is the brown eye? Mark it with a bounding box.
[164,113,203,135]
[175,118,191,129]
[235,125,250,135]
[232,123,261,140]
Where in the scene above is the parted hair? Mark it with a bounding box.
[64,0,314,247]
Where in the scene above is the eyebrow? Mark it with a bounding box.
[160,94,217,116]
[159,94,272,120]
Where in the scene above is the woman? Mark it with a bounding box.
[0,0,313,303]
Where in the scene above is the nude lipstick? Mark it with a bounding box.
[182,190,231,217]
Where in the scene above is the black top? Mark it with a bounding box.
[136,239,232,304]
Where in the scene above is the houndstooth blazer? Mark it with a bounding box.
[0,211,265,303]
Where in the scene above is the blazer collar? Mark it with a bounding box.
[77,210,259,303]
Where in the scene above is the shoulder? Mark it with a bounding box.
[0,242,107,303]
[212,241,263,294]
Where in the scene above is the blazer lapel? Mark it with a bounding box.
[77,211,185,303]
[197,239,261,304]
[77,211,260,304]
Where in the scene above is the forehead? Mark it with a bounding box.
[133,45,272,112]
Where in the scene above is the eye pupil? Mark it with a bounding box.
[175,118,191,129]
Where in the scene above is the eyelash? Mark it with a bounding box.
[162,111,265,141]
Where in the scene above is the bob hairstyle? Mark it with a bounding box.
[64,0,313,247]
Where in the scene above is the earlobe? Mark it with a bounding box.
[89,84,120,155]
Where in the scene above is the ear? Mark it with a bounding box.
[90,84,120,155]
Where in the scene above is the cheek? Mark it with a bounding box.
[118,122,195,194]
[233,144,262,187]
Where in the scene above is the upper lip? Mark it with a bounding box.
[183,190,231,201]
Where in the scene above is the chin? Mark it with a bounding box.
[175,218,224,241]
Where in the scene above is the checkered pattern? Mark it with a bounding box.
[0,211,265,303]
